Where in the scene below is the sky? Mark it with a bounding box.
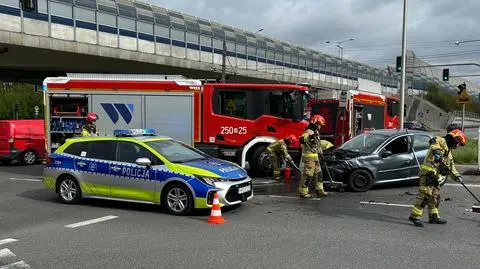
[153,0,480,84]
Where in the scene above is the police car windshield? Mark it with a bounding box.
[339,133,389,153]
[145,140,208,163]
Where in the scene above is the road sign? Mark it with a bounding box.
[456,88,472,104]
[339,90,348,108]
[34,106,39,112]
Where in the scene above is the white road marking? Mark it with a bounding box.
[0,239,17,246]
[65,215,118,228]
[359,201,413,208]
[8,178,42,182]
[0,260,31,269]
[444,183,480,188]
[269,195,322,201]
[0,249,16,258]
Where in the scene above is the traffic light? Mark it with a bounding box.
[442,68,449,81]
[396,56,402,72]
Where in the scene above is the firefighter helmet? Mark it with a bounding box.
[86,112,98,122]
[310,114,326,126]
[285,134,298,145]
[449,129,467,146]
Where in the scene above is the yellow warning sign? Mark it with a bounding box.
[456,89,472,104]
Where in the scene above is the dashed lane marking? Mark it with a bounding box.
[359,201,413,208]
[0,260,31,269]
[65,215,118,228]
[269,195,323,201]
[0,239,17,246]
[8,178,42,182]
[0,249,15,259]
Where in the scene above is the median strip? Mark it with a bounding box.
[65,215,118,228]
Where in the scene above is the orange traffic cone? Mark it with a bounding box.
[208,192,225,224]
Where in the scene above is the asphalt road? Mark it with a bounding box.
[1,164,479,269]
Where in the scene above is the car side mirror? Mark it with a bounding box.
[135,157,151,168]
[381,151,393,158]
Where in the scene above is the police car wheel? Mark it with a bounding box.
[58,176,81,204]
[162,183,193,216]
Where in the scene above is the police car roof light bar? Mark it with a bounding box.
[113,129,156,137]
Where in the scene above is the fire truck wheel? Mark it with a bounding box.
[347,169,374,192]
[249,145,269,176]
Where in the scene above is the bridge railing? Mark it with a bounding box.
[452,110,480,119]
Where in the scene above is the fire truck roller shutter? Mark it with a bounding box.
[145,93,194,146]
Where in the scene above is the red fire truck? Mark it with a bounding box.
[306,89,399,146]
[42,74,309,174]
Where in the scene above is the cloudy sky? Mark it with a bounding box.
[154,0,480,84]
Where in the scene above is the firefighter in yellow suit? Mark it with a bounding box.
[408,129,467,227]
[320,140,334,151]
[298,114,328,198]
[266,135,297,180]
[81,112,99,137]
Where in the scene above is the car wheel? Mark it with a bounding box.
[348,170,374,192]
[21,150,37,165]
[438,175,447,187]
[249,145,269,176]
[58,176,82,204]
[162,182,194,216]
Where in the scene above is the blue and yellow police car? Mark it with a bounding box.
[43,129,253,215]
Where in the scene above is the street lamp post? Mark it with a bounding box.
[325,38,354,59]
[399,0,408,130]
[455,39,480,45]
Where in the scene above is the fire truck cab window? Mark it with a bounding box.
[219,92,247,119]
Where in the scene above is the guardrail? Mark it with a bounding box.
[453,110,480,119]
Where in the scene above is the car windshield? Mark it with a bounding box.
[339,133,389,153]
[145,139,208,163]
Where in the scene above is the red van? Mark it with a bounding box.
[0,120,45,165]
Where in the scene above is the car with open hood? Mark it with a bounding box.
[322,129,446,192]
[43,129,253,215]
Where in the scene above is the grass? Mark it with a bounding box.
[453,139,478,164]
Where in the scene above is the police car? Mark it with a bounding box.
[43,129,253,215]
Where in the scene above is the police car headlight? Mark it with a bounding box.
[195,175,220,186]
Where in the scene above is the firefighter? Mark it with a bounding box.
[408,129,467,227]
[81,112,99,137]
[299,114,328,198]
[320,140,334,151]
[266,135,297,180]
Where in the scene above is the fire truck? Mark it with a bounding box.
[306,89,399,146]
[42,74,309,174]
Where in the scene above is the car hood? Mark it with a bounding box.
[324,148,369,162]
[174,158,247,180]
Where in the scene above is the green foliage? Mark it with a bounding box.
[424,83,480,114]
[0,82,44,120]
[453,139,478,164]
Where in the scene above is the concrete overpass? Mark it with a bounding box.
[0,0,479,96]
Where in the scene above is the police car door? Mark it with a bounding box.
[110,141,158,203]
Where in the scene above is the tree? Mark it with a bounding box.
[0,82,44,120]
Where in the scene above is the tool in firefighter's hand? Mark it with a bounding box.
[285,157,301,172]
[318,153,344,192]
[437,161,480,204]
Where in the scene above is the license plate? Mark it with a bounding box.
[238,185,251,194]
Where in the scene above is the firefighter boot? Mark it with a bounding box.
[315,190,328,198]
[408,216,424,227]
[429,216,447,224]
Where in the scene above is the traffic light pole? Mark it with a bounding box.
[462,103,466,132]
[399,0,408,130]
